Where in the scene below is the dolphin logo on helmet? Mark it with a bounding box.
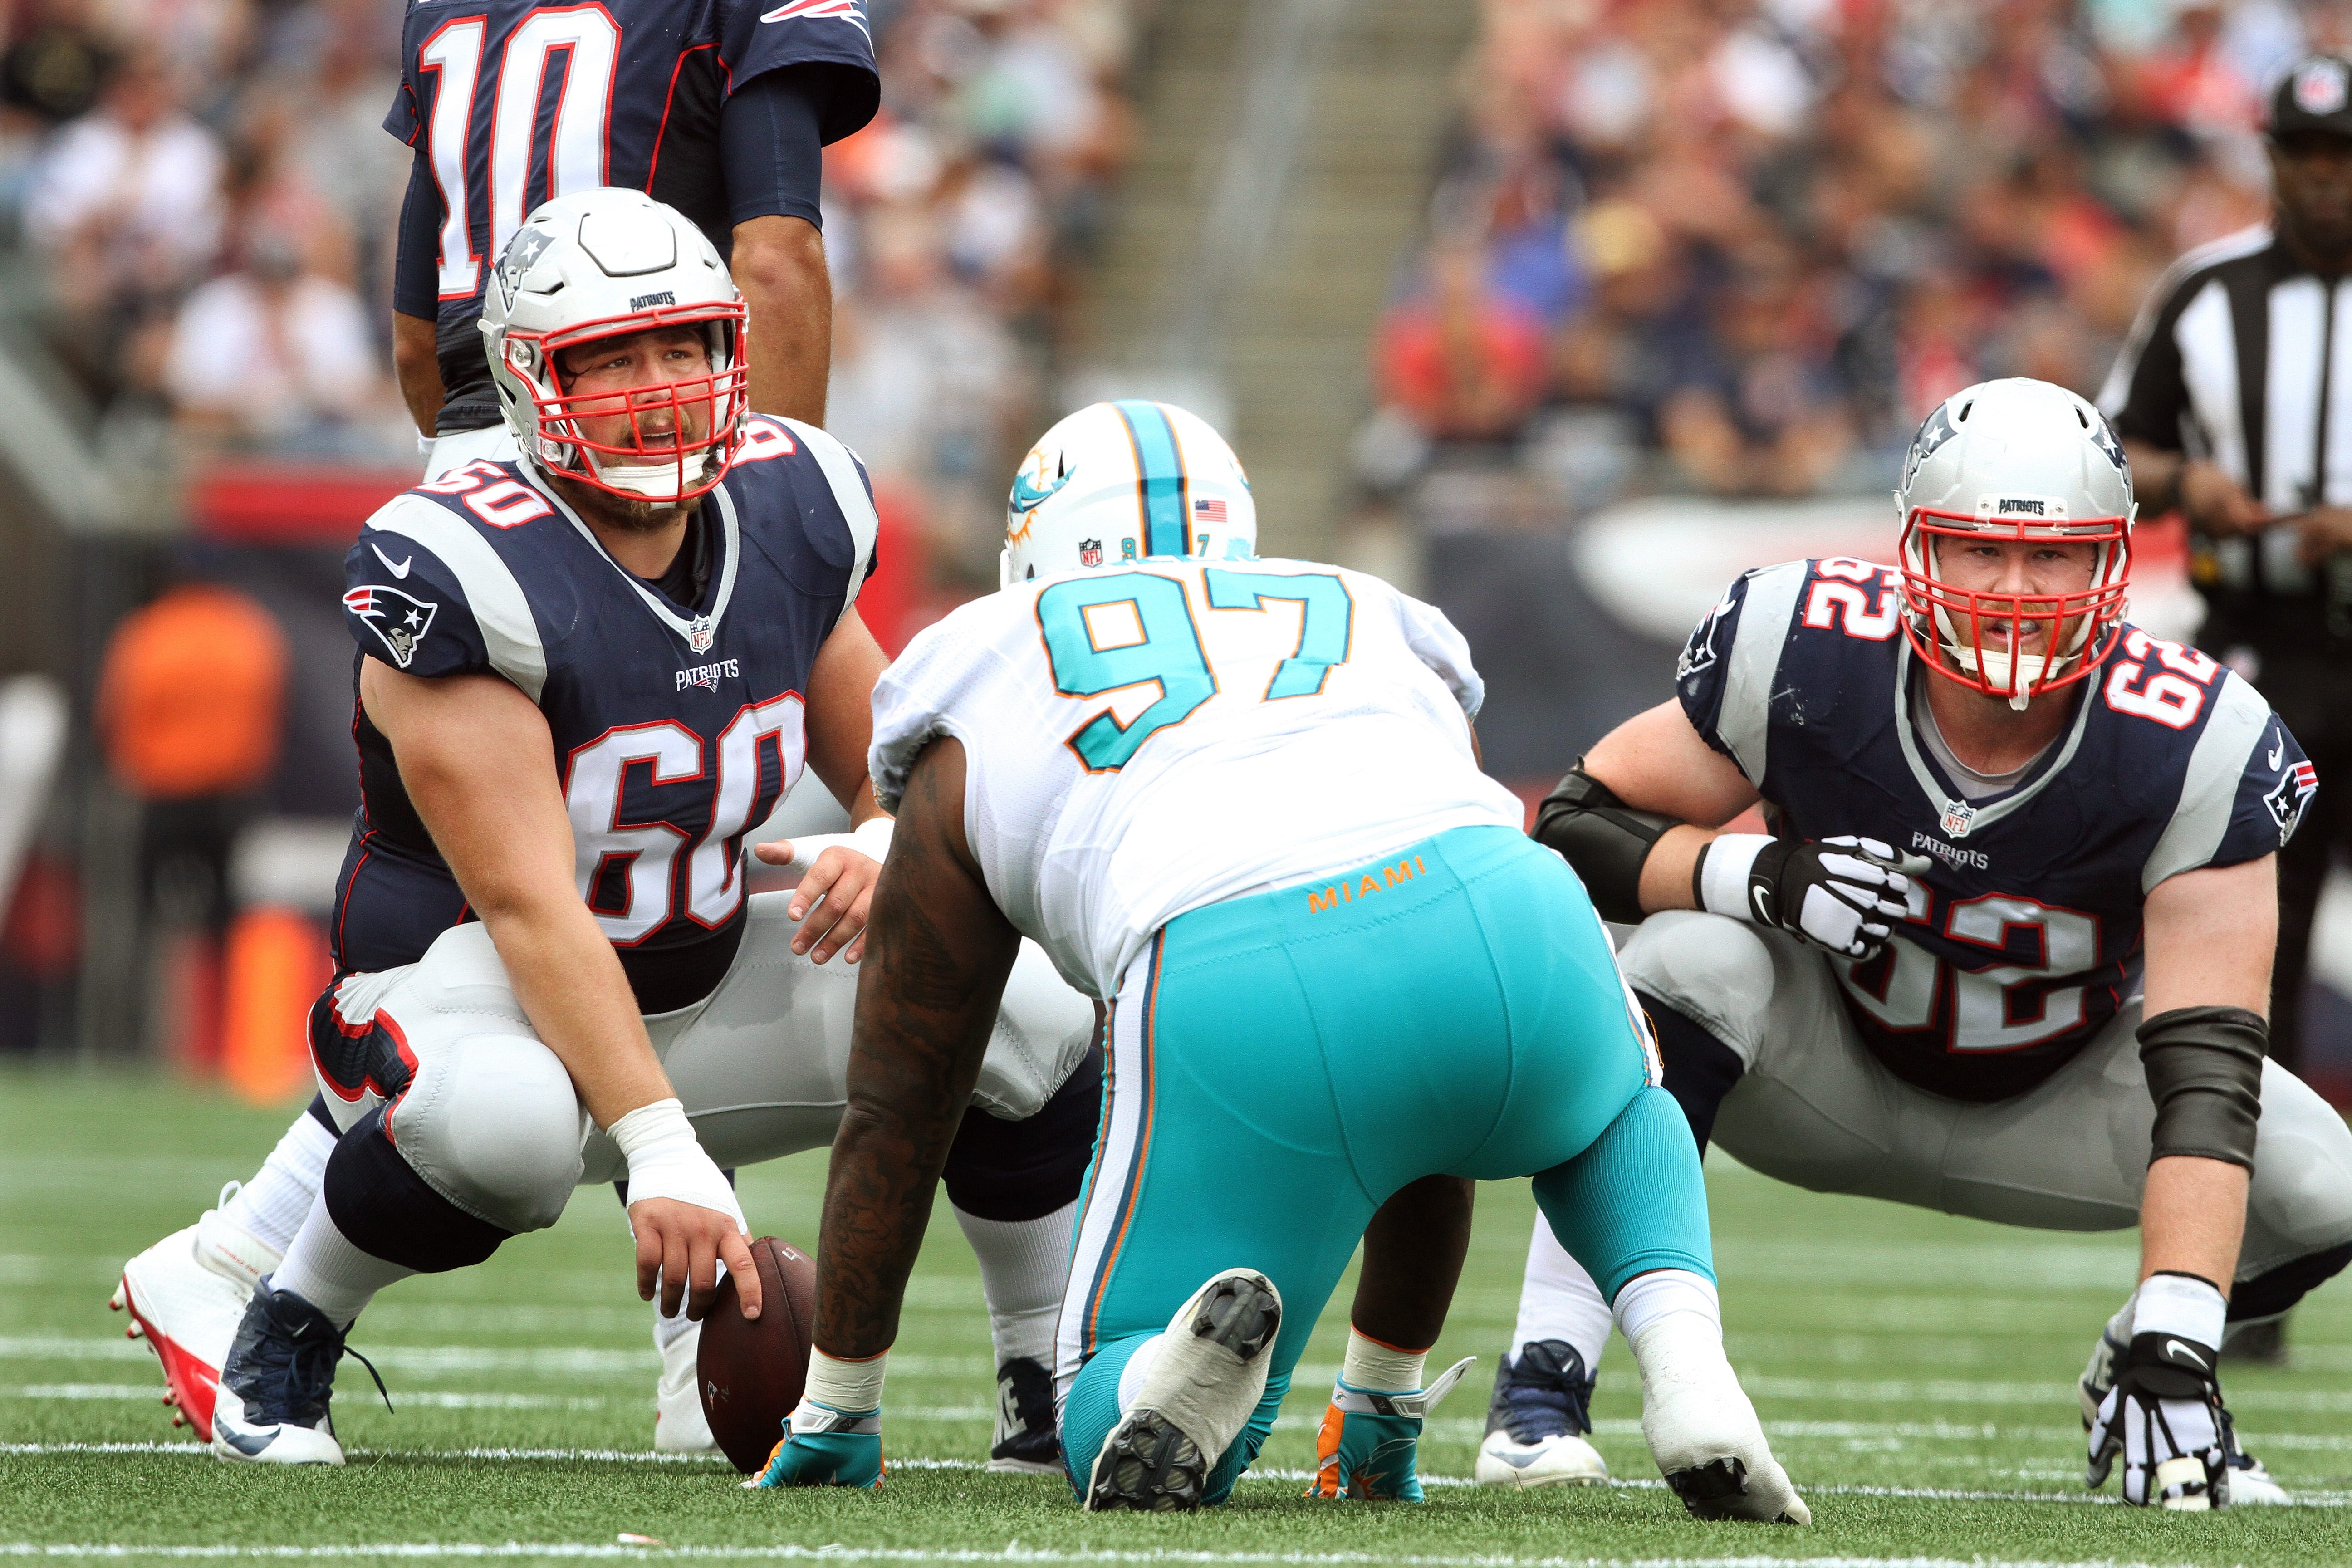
[1000,401,1255,587]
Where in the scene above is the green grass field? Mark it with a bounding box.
[5,1066,2349,1566]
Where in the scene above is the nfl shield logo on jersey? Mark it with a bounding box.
[1079,538,1103,567]
[1941,799,1977,838]
[686,616,716,654]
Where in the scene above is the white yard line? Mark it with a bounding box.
[5,1445,2347,1507]
[0,1546,2282,1567]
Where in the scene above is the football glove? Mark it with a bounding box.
[1303,1357,1475,1502]
[750,1398,884,1490]
[2087,1332,2230,1510]
[1697,833,1924,961]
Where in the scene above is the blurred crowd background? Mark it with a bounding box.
[0,0,1134,573]
[1,0,2349,1103]
[1358,0,2315,514]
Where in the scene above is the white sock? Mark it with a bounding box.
[1612,1268,1721,1344]
[652,1258,724,1354]
[955,1198,1077,1369]
[1513,1216,1615,1374]
[1341,1327,1426,1392]
[220,1113,336,1256]
[270,1193,415,1327]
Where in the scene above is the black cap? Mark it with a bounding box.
[2269,55,2352,139]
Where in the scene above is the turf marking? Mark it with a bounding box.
[0,1551,2226,1568]
[6,1446,2347,1507]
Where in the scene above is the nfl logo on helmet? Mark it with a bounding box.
[1078,538,1103,567]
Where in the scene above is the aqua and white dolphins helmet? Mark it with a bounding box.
[1001,401,1256,586]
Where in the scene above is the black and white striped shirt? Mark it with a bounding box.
[2101,223,2352,646]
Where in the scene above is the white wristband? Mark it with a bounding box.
[611,1098,745,1234]
[2133,1273,2226,1349]
[1697,833,1771,921]
[804,1347,887,1412]
[785,816,895,872]
[851,815,894,861]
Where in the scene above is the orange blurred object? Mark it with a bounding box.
[98,585,290,801]
[220,906,330,1104]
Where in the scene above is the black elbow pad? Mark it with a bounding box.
[2138,1005,2266,1170]
[1530,760,1680,924]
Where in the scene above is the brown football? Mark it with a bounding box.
[696,1235,818,1475]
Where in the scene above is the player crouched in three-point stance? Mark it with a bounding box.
[754,400,1806,1522]
[115,189,1098,1466]
[1485,377,2352,1509]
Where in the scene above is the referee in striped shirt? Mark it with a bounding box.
[2103,54,2352,1092]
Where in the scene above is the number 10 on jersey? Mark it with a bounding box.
[1035,569,1353,771]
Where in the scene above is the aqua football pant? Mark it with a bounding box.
[1054,824,1714,1500]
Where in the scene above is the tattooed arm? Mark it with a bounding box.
[814,735,1022,1357]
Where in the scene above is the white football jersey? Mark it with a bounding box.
[870,557,1524,998]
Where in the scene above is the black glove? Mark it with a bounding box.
[1695,834,1926,961]
[2087,1331,2230,1509]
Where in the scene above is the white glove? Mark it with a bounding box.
[1697,833,1926,960]
[610,1098,745,1234]
[2087,1275,2232,1509]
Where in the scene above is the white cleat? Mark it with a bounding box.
[653,1314,718,1454]
[1085,1269,1282,1512]
[1475,1426,1610,1488]
[211,1280,354,1466]
[1629,1315,1808,1525]
[111,1184,281,1436]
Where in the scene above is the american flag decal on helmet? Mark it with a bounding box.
[1193,497,1228,525]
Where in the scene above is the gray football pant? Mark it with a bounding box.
[1508,911,2352,1365]
[313,889,1096,1234]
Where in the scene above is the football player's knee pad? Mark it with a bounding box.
[1614,911,1779,1061]
[2244,1061,2352,1253]
[387,1032,589,1234]
[969,939,1097,1122]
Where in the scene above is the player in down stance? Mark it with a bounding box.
[1480,378,2352,1509]
[753,400,1808,1520]
[113,190,1099,1466]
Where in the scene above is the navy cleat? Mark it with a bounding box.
[210,1277,385,1465]
[988,1357,1062,1474]
[1475,1339,1608,1488]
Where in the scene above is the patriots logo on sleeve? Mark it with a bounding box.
[760,0,869,39]
[1677,595,1733,683]
[344,584,440,669]
[2266,757,2320,845]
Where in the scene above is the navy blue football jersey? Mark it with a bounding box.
[1676,557,2316,1101]
[385,0,878,432]
[332,416,877,1011]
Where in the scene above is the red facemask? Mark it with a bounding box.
[1898,505,2132,703]
[503,301,750,503]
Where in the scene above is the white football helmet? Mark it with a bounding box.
[1002,401,1255,586]
[1896,377,2134,708]
[481,188,748,504]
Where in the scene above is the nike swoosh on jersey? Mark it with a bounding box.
[372,543,414,579]
[2165,1338,2210,1371]
[2268,738,2285,769]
